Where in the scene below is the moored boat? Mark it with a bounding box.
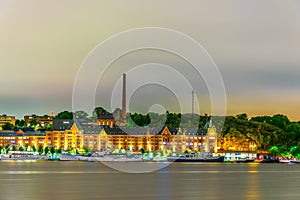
[291,160,300,164]
[254,158,279,163]
[278,159,292,163]
[59,154,79,161]
[0,151,43,161]
[167,153,224,162]
[59,153,143,162]
[234,158,255,163]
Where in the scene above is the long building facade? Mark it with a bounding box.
[0,119,218,154]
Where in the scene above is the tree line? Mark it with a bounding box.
[2,107,300,157]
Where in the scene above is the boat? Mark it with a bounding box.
[254,155,279,163]
[278,159,292,163]
[234,158,255,163]
[0,151,44,161]
[254,158,279,163]
[291,160,300,164]
[59,153,143,162]
[167,153,225,162]
[59,154,79,161]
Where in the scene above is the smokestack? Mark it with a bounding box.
[122,73,126,124]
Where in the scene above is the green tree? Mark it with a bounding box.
[31,145,36,152]
[74,111,89,119]
[57,148,62,154]
[78,146,89,155]
[140,148,145,154]
[2,122,14,130]
[44,147,49,155]
[38,145,43,154]
[56,111,73,119]
[251,114,290,131]
[236,113,248,121]
[50,147,55,155]
[0,146,2,154]
[15,119,26,127]
[18,146,24,151]
[93,107,108,118]
[269,146,279,157]
[25,144,28,151]
[12,145,16,151]
[129,113,151,127]
[290,146,299,157]
[5,144,10,154]
[30,119,39,127]
[271,114,290,130]
[165,112,181,128]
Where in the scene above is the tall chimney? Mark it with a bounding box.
[122,73,126,124]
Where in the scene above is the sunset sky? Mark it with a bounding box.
[0,0,300,121]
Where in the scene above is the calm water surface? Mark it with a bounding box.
[0,161,300,200]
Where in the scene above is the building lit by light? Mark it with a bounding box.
[0,118,218,155]
[24,115,54,127]
[0,115,16,130]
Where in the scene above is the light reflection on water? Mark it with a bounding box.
[247,171,260,200]
[0,161,300,200]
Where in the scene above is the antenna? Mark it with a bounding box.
[192,90,195,125]
[192,90,201,126]
[192,90,195,116]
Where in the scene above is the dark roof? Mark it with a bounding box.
[75,118,93,126]
[23,131,46,136]
[103,126,127,135]
[103,126,178,136]
[0,130,46,137]
[185,128,207,136]
[82,126,102,134]
[164,127,178,135]
[52,119,74,130]
[13,127,35,132]
[98,113,114,120]
[0,130,15,137]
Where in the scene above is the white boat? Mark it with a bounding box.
[167,153,225,162]
[278,159,291,163]
[59,154,143,162]
[59,154,79,161]
[0,151,42,160]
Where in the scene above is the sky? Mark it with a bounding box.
[0,0,300,121]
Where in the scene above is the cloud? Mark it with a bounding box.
[0,0,300,120]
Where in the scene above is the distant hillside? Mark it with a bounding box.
[219,114,300,156]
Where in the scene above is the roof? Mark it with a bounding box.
[52,118,94,131]
[82,126,102,134]
[103,126,127,135]
[75,118,93,126]
[103,126,178,136]
[23,131,46,136]
[204,119,216,129]
[0,130,15,136]
[13,127,35,132]
[52,119,74,130]
[98,113,115,120]
[51,118,208,136]
[16,129,24,134]
[185,128,207,136]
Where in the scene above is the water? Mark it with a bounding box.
[0,161,300,200]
